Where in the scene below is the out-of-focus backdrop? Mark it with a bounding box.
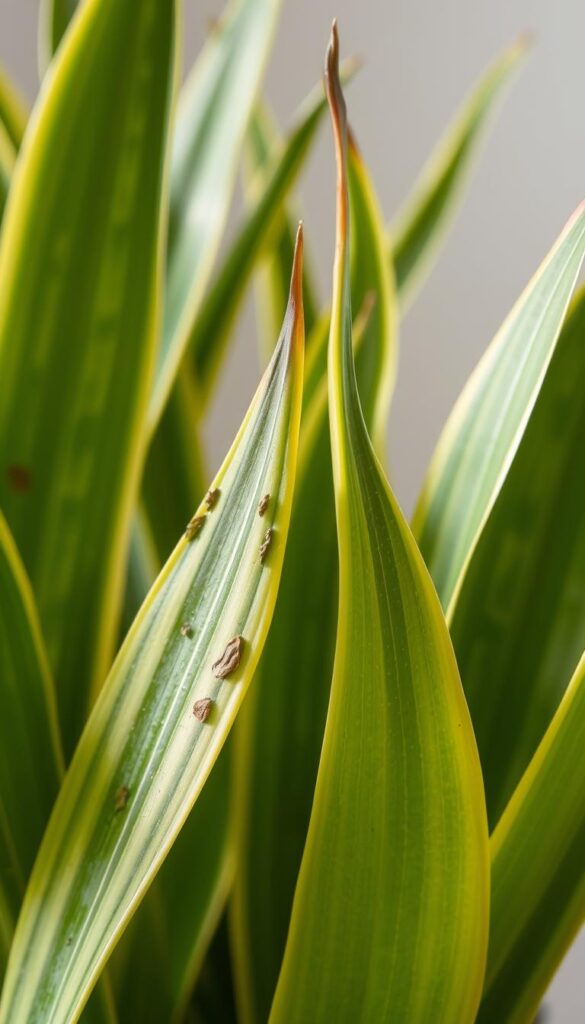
[1,1,583,1017]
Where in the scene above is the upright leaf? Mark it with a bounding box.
[0,514,63,964]
[0,232,304,1024]
[450,289,585,825]
[413,202,585,614]
[232,107,395,1024]
[390,37,528,305]
[0,0,177,753]
[0,66,27,151]
[39,0,81,69]
[479,653,585,1024]
[150,0,282,430]
[270,28,488,1023]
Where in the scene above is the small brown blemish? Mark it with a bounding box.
[212,635,244,679]
[7,464,32,492]
[258,493,270,517]
[114,785,130,813]
[206,488,221,510]
[180,622,193,638]
[260,527,274,564]
[185,514,206,540]
[193,697,214,723]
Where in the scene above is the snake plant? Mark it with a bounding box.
[0,2,583,1022]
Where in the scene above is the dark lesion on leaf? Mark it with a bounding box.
[180,622,193,638]
[193,697,214,723]
[258,493,271,517]
[114,785,130,813]
[185,513,206,540]
[205,488,221,510]
[7,464,32,492]
[212,635,244,679]
[260,527,274,563]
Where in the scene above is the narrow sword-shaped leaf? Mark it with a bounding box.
[413,201,585,615]
[449,288,585,826]
[0,125,15,227]
[38,0,81,70]
[0,514,63,963]
[270,27,488,1023]
[0,0,177,754]
[182,72,352,412]
[390,37,528,306]
[0,231,304,1024]
[150,0,282,431]
[244,101,320,363]
[232,124,395,1024]
[0,66,27,151]
[478,653,585,1024]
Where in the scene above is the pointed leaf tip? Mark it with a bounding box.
[325,21,346,138]
[289,221,304,312]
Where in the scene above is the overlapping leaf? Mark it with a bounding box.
[413,202,585,615]
[0,232,304,1024]
[389,37,528,305]
[449,288,585,825]
[0,0,177,754]
[39,0,80,68]
[270,28,489,1023]
[0,66,27,151]
[479,653,585,1023]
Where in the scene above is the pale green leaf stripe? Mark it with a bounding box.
[478,653,585,1024]
[0,514,63,952]
[0,0,176,753]
[182,72,344,413]
[149,0,281,431]
[271,30,489,1023]
[0,66,27,151]
[413,201,585,615]
[38,0,80,70]
[0,238,304,1024]
[449,288,585,827]
[389,37,528,306]
[244,101,320,362]
[232,135,394,1024]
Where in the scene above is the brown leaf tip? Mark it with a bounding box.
[212,635,244,679]
[205,488,221,510]
[289,221,304,315]
[185,514,206,540]
[325,20,346,135]
[258,493,271,517]
[114,785,130,813]
[193,698,214,723]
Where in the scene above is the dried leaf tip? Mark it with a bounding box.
[193,698,214,723]
[212,635,244,679]
[325,20,346,135]
[289,221,304,314]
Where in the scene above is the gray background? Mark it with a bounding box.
[1,0,583,1017]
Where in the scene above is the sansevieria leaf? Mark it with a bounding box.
[449,288,585,825]
[413,201,585,615]
[479,652,585,1023]
[270,26,489,1023]
[39,0,81,69]
[0,0,177,754]
[390,37,528,306]
[0,66,27,151]
[0,513,63,972]
[0,230,304,1024]
[150,0,282,431]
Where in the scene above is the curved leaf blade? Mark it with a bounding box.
[270,28,489,1024]
[150,0,281,430]
[0,66,27,151]
[390,37,528,306]
[38,0,80,70]
[413,201,585,614]
[0,233,304,1024]
[0,514,63,958]
[479,653,585,1024]
[0,0,177,753]
[450,288,585,825]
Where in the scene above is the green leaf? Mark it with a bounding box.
[269,28,489,1024]
[182,71,349,412]
[0,124,15,227]
[390,37,528,306]
[150,0,282,432]
[232,100,395,1024]
[0,0,177,754]
[38,0,81,70]
[413,202,585,615]
[449,288,585,826]
[0,234,304,1024]
[0,513,63,965]
[0,65,27,151]
[244,101,320,362]
[478,652,585,1024]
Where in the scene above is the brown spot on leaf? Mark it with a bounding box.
[185,514,206,540]
[114,785,130,813]
[7,464,31,492]
[258,493,270,517]
[193,697,214,723]
[260,527,274,564]
[205,488,221,510]
[212,635,244,679]
[180,622,193,638]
